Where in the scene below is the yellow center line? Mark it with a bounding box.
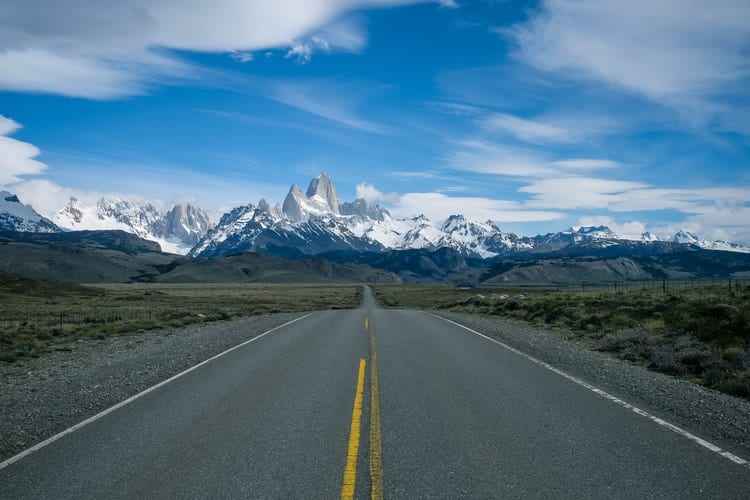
[341,358,366,500]
[369,329,384,500]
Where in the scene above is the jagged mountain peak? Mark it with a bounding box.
[52,195,211,254]
[306,172,340,214]
[340,198,390,221]
[673,230,699,243]
[282,172,341,221]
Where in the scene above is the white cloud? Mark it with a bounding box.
[437,0,460,8]
[448,139,619,177]
[0,0,434,98]
[576,215,648,240]
[521,177,648,209]
[8,179,160,219]
[478,111,622,144]
[355,183,400,203]
[0,49,193,99]
[0,115,47,185]
[656,212,750,246]
[0,116,20,136]
[508,0,750,100]
[230,51,254,63]
[521,176,750,242]
[286,43,314,64]
[479,113,575,143]
[389,192,563,223]
[284,21,367,65]
[8,172,290,225]
[551,159,618,170]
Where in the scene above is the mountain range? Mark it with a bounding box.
[1,173,749,259]
[188,173,750,259]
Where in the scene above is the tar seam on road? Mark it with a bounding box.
[342,358,367,500]
[431,313,750,470]
[0,313,313,471]
[368,318,384,500]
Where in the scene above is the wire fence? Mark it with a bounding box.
[476,277,750,293]
[0,306,217,335]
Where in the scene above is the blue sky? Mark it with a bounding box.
[1,0,749,242]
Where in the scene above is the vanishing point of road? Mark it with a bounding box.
[1,287,748,498]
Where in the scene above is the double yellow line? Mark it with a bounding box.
[341,316,383,500]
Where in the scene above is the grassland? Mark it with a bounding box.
[0,273,361,362]
[372,283,750,399]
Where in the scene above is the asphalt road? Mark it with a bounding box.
[1,287,748,498]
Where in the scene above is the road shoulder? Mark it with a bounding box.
[435,311,750,459]
[0,312,305,462]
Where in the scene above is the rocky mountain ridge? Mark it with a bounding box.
[53,196,211,254]
[190,173,750,259]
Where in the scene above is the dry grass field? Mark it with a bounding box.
[0,273,360,362]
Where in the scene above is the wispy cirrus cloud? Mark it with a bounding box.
[389,191,563,223]
[271,79,391,133]
[199,73,392,134]
[477,112,620,144]
[447,139,619,177]
[520,176,750,217]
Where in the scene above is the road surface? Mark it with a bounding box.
[1,287,748,498]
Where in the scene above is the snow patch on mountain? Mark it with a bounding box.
[282,172,341,222]
[0,191,60,233]
[54,196,211,254]
[670,230,750,253]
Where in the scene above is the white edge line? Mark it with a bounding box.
[429,313,750,470]
[0,313,313,471]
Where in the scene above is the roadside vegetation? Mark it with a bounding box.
[372,283,750,399]
[0,272,360,362]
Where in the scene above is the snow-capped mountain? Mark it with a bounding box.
[282,172,340,222]
[670,230,750,253]
[54,196,211,255]
[191,173,750,259]
[0,191,61,233]
[190,200,382,258]
[152,204,212,247]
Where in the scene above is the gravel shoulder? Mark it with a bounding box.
[0,312,304,462]
[436,311,750,460]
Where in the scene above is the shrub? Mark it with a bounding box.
[718,370,750,398]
